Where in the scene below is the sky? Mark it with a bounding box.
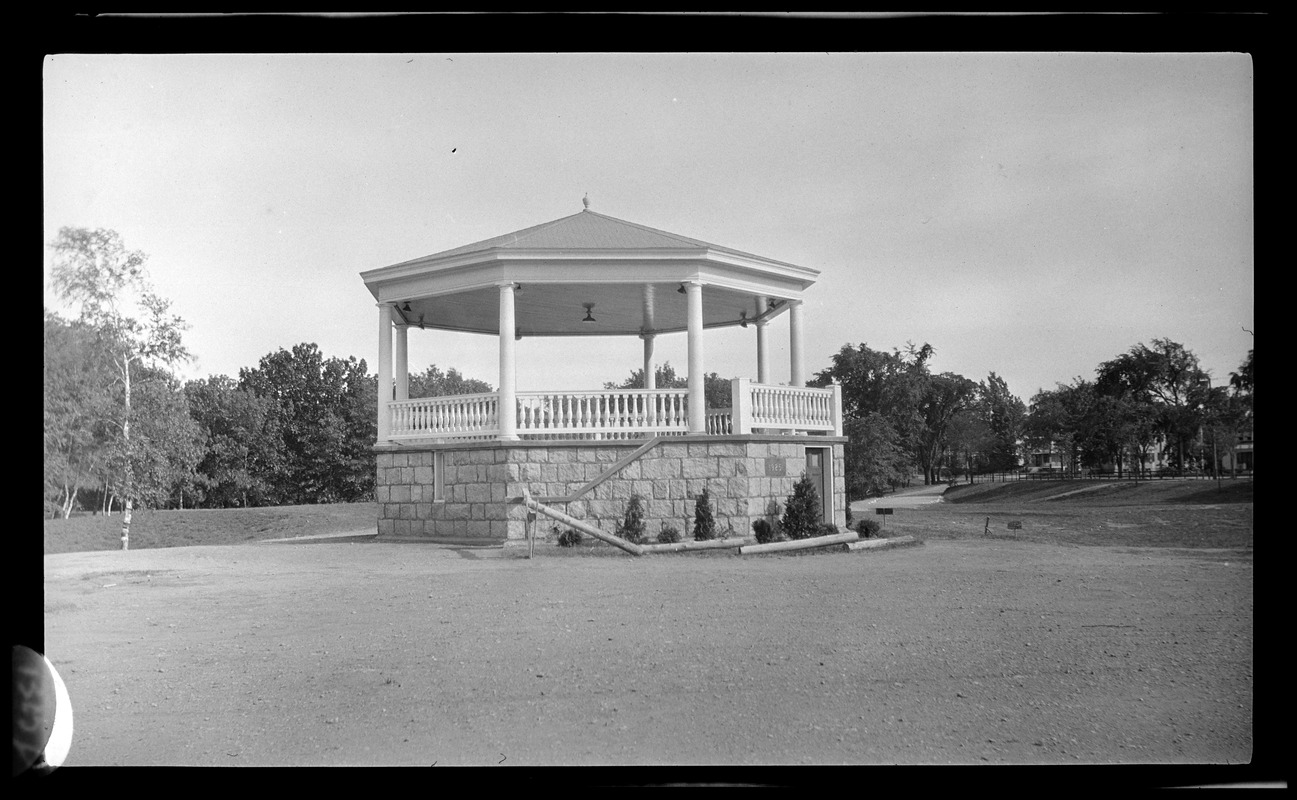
[42,50,1254,403]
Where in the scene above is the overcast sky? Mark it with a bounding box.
[42,51,1254,401]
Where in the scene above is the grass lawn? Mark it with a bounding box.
[43,479,1253,555]
[872,478,1253,550]
[43,502,379,554]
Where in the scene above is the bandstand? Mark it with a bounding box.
[360,199,846,544]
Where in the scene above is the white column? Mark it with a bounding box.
[642,332,656,390]
[789,299,806,387]
[731,377,752,434]
[395,323,409,401]
[376,302,394,442]
[641,284,657,390]
[497,282,518,440]
[755,296,770,384]
[685,280,705,433]
[831,381,844,437]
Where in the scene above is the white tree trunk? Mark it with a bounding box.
[120,353,133,551]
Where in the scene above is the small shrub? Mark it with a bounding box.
[752,518,778,544]
[615,494,648,544]
[817,522,839,537]
[781,475,823,540]
[693,489,717,541]
[845,502,854,527]
[764,500,784,541]
[855,518,881,539]
[656,524,682,544]
[557,527,583,547]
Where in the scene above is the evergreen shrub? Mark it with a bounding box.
[693,488,717,541]
[615,494,648,544]
[780,475,823,540]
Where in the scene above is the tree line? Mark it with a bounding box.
[43,227,492,530]
[810,337,1253,500]
[1023,339,1253,480]
[45,227,1254,527]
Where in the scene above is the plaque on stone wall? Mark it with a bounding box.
[765,457,786,477]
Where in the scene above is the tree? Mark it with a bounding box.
[841,413,908,497]
[1024,381,1096,476]
[408,365,493,398]
[125,367,207,509]
[915,372,979,484]
[1225,348,1254,474]
[184,375,285,508]
[43,310,116,518]
[238,343,376,504]
[605,361,731,410]
[810,341,934,489]
[945,403,994,483]
[1097,339,1208,473]
[1229,349,1253,397]
[49,228,191,548]
[979,372,1026,472]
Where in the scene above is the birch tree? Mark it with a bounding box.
[49,227,190,549]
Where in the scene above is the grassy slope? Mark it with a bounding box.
[942,478,1253,506]
[43,503,379,555]
[878,479,1253,550]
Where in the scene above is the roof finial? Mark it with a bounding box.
[582,193,590,210]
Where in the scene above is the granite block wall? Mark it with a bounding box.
[374,436,846,543]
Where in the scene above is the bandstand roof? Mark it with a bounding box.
[360,204,820,337]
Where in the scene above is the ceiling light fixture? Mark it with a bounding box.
[677,283,686,294]
[582,303,597,323]
[739,310,749,328]
[401,302,412,313]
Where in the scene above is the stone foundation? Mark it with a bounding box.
[374,435,847,544]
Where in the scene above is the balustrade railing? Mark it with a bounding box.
[706,408,734,435]
[730,378,842,435]
[516,388,689,438]
[388,391,500,440]
[383,380,842,441]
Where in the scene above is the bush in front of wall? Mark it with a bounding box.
[615,494,648,545]
[817,522,840,537]
[752,518,779,544]
[557,527,582,547]
[855,518,881,539]
[765,500,784,540]
[657,524,682,544]
[781,475,823,540]
[693,488,717,541]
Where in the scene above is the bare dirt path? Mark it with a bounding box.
[42,536,1252,767]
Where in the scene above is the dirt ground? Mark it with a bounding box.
[41,531,1254,770]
